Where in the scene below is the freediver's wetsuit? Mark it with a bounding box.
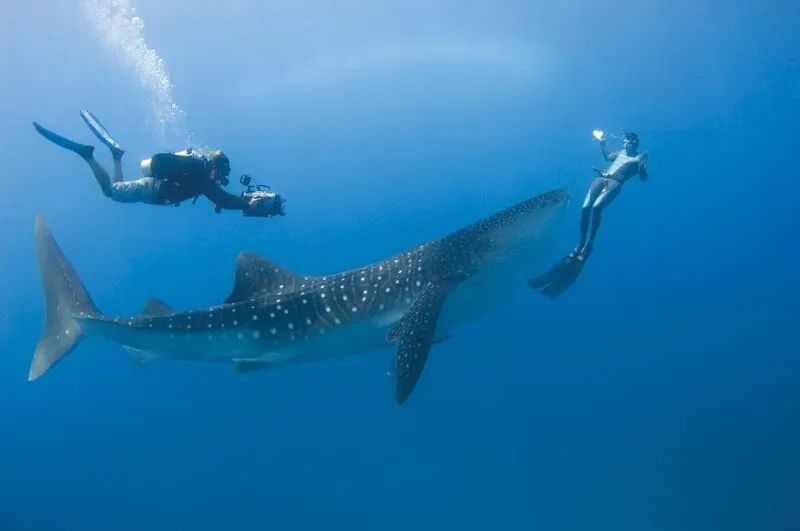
[577,142,648,256]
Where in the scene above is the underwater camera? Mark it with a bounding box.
[240,174,286,217]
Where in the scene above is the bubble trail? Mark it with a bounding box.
[80,0,187,141]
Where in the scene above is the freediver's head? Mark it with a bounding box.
[622,132,640,154]
[208,149,231,185]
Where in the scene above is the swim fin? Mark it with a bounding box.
[528,256,572,289]
[80,109,124,159]
[539,259,584,297]
[33,122,94,159]
[529,254,586,297]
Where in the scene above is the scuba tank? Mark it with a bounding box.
[141,148,196,177]
[140,157,153,177]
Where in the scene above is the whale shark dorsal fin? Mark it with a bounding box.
[140,298,174,317]
[387,281,452,404]
[225,252,307,304]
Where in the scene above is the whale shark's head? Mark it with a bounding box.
[424,189,570,282]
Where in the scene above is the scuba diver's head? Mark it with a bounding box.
[208,149,231,186]
[622,132,640,154]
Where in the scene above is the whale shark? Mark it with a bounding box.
[30,189,569,403]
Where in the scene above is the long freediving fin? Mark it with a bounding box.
[80,109,124,158]
[33,122,94,159]
[528,256,573,289]
[387,282,451,404]
[529,252,587,298]
[539,259,585,297]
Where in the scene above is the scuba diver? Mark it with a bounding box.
[529,130,648,297]
[33,110,284,217]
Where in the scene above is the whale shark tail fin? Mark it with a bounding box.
[29,214,101,381]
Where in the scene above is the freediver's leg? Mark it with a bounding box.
[581,179,621,258]
[576,177,604,256]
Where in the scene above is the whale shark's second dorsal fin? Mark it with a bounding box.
[225,252,307,304]
[140,298,174,317]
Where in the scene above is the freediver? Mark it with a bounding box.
[529,130,648,297]
[33,110,284,217]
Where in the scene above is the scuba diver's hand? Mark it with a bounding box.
[243,190,285,217]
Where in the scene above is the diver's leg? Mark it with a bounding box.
[112,156,124,184]
[109,177,161,204]
[581,181,621,257]
[32,122,114,196]
[576,178,604,255]
[85,158,114,196]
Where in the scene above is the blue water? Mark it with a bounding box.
[2,1,799,529]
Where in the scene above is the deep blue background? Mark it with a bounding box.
[2,1,799,529]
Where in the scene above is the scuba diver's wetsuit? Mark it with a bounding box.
[32,114,255,213]
[141,152,249,210]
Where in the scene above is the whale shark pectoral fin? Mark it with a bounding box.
[386,334,453,376]
[139,298,174,317]
[123,346,162,367]
[387,282,451,405]
[224,252,310,304]
[232,357,276,374]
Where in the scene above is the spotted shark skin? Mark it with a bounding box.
[30,189,568,403]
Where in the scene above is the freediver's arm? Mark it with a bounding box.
[601,140,619,162]
[639,152,649,181]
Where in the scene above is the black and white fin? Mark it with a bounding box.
[139,298,174,317]
[225,252,310,304]
[387,282,451,404]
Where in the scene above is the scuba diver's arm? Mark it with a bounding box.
[601,140,619,162]
[204,183,283,216]
[638,152,649,181]
[203,184,250,212]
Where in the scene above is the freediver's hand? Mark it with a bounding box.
[592,129,605,142]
